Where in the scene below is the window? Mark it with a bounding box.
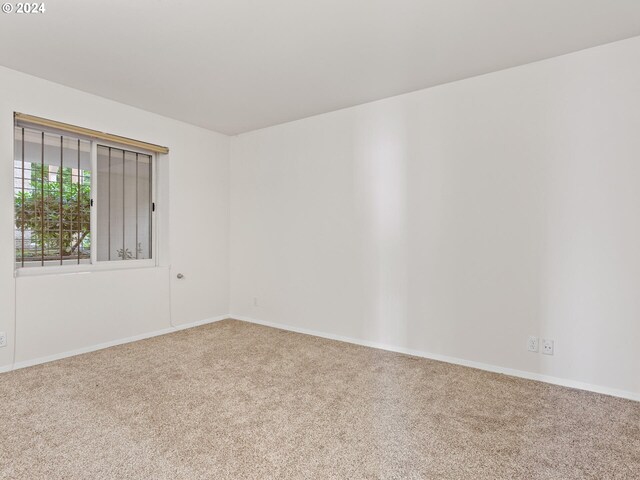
[96,146,153,261]
[14,123,156,269]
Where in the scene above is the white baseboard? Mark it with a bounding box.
[230,314,640,403]
[172,315,230,331]
[4,313,637,402]
[4,314,230,373]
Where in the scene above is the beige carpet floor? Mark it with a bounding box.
[0,319,638,479]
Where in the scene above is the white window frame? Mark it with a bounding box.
[14,132,158,277]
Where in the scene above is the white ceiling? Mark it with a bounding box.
[1,1,640,135]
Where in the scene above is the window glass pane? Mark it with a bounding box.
[77,140,92,263]
[96,145,152,261]
[110,148,125,260]
[43,132,59,261]
[62,136,91,265]
[14,127,24,264]
[123,151,138,259]
[22,128,43,265]
[137,154,152,259]
[96,146,109,261]
[14,126,91,267]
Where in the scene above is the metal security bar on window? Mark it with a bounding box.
[14,127,92,267]
[96,145,152,261]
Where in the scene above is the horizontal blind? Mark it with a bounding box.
[14,113,169,154]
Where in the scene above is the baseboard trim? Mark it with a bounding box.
[230,314,640,403]
[5,313,637,402]
[5,314,230,373]
[172,315,230,331]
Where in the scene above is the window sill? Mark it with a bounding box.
[14,260,158,278]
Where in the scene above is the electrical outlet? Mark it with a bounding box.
[0,332,6,348]
[527,336,539,352]
[542,339,554,355]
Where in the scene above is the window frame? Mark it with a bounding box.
[14,128,158,277]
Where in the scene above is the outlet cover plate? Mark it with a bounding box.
[542,338,554,355]
[0,332,6,348]
[527,336,539,352]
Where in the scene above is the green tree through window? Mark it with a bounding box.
[15,164,91,261]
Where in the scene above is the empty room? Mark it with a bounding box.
[0,1,639,479]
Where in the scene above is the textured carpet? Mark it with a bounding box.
[0,319,638,479]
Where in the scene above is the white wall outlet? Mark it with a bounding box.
[527,336,539,352]
[0,332,6,348]
[542,338,554,355]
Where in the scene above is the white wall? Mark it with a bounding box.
[0,66,230,369]
[2,37,639,399]
[230,37,640,398]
